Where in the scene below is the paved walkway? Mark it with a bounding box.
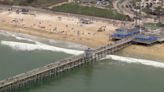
[47,2,69,9]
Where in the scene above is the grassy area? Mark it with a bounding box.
[144,23,164,30]
[52,3,130,21]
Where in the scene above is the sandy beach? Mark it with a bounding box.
[121,44,164,61]
[0,10,119,47]
[0,9,163,60]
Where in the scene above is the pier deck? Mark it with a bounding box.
[0,37,134,92]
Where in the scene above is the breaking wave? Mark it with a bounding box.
[105,55,164,68]
[0,30,37,43]
[15,36,35,42]
[1,40,84,55]
[0,30,88,50]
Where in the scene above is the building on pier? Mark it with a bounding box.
[133,34,158,44]
[112,27,159,45]
[84,48,93,57]
[112,27,140,40]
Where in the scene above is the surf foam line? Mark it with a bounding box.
[1,40,84,55]
[104,55,164,68]
[1,40,164,68]
[0,30,36,42]
[0,30,88,50]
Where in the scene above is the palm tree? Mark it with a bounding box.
[133,0,141,26]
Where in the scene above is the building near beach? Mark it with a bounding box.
[141,0,163,8]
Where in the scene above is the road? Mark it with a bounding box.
[113,0,135,18]
[113,0,164,24]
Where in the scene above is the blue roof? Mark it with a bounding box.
[112,27,159,44]
[133,35,158,44]
[135,35,157,40]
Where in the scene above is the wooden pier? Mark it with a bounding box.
[0,37,134,92]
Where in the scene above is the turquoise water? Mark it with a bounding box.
[0,31,164,92]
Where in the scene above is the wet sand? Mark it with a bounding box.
[121,44,164,61]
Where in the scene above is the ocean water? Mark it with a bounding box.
[0,30,164,92]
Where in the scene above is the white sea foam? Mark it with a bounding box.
[0,30,87,50]
[0,30,14,37]
[1,40,84,55]
[15,36,35,42]
[0,30,86,55]
[0,30,36,42]
[105,55,164,68]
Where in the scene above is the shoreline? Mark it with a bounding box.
[0,24,164,61]
[120,45,164,61]
[0,23,108,48]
